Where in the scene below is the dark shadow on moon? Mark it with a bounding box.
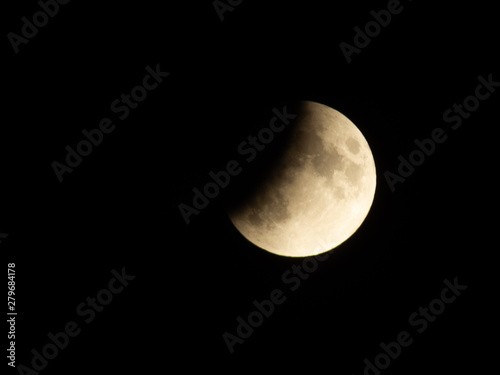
[224,100,350,230]
[223,101,304,218]
[247,187,291,230]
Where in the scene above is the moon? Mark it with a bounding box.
[226,101,376,257]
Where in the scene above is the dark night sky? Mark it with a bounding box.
[2,0,497,374]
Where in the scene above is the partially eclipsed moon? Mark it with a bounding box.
[226,101,376,257]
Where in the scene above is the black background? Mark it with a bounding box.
[2,0,497,374]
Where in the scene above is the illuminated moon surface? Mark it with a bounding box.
[227,101,376,257]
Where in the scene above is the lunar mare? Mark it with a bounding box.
[227,101,376,257]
